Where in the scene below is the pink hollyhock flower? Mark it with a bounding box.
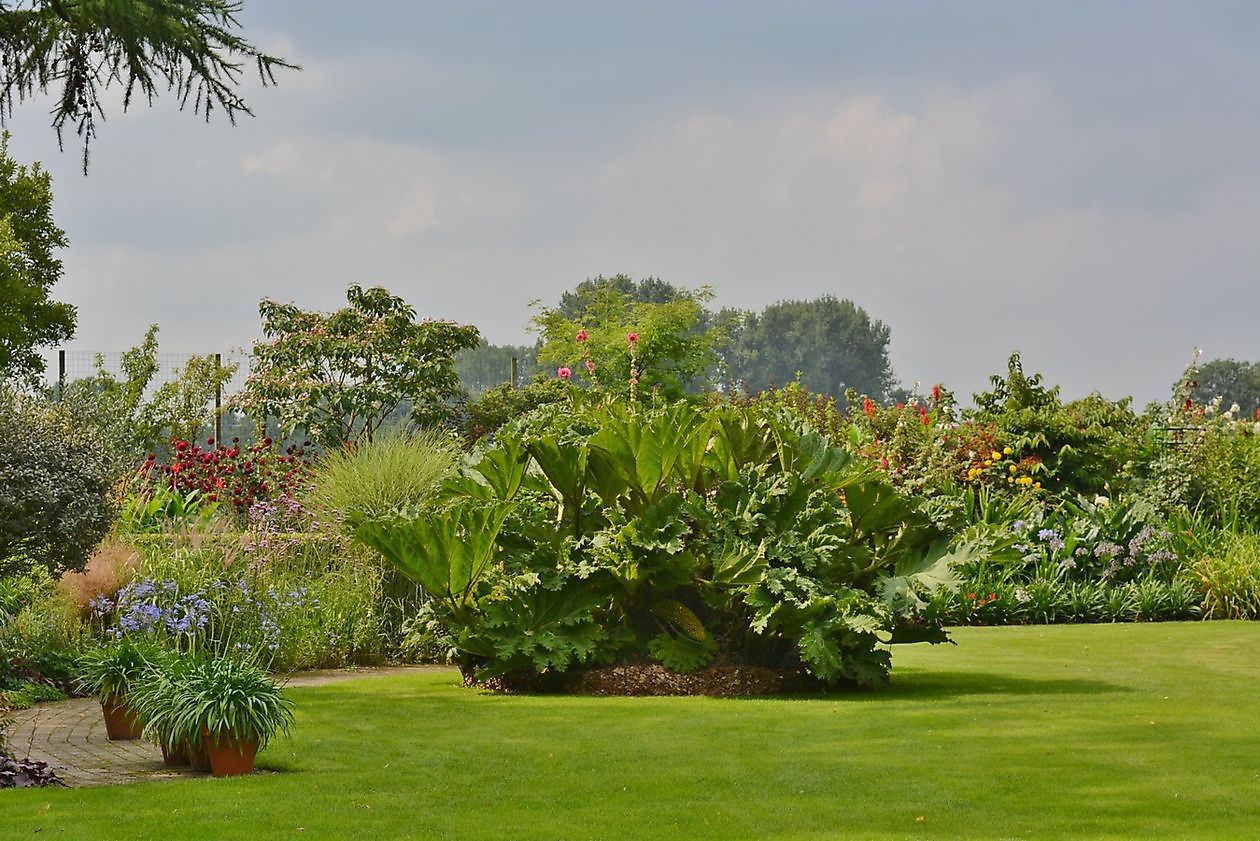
[626,332,639,344]
[557,367,573,380]
[576,329,588,342]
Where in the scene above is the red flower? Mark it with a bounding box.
[557,367,573,380]
[626,332,639,344]
[967,592,976,600]
[896,402,905,411]
[931,384,942,402]
[575,328,588,343]
[174,440,189,452]
[863,397,875,417]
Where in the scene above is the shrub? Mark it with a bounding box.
[0,387,117,574]
[133,436,313,518]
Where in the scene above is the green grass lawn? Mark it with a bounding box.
[4,622,1259,840]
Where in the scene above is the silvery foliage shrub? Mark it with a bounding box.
[0,386,116,574]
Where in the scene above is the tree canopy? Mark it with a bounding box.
[0,130,72,385]
[0,0,295,170]
[235,285,480,449]
[722,295,896,402]
[532,277,720,400]
[1187,357,1260,415]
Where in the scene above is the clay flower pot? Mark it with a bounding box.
[187,738,213,772]
[203,730,259,777]
[159,741,190,766]
[100,695,144,740]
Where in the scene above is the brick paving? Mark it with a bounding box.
[1,665,446,787]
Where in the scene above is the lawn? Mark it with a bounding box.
[4,622,1258,840]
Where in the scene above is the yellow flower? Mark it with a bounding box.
[991,451,1002,461]
[1008,465,1017,474]
[1033,482,1041,490]
[1003,447,1012,455]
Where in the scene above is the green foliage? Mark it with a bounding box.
[307,429,459,531]
[56,324,236,468]
[74,636,160,699]
[0,386,116,574]
[354,399,973,688]
[1186,357,1260,415]
[454,340,542,397]
[235,284,480,449]
[533,277,720,399]
[460,377,569,444]
[163,654,293,749]
[0,132,72,385]
[1191,532,1260,619]
[969,352,1143,499]
[0,0,297,170]
[722,295,896,401]
[118,486,222,535]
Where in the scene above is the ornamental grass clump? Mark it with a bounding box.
[307,429,459,530]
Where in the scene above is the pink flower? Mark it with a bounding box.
[626,332,639,344]
[557,367,572,380]
[576,329,588,343]
[585,359,596,373]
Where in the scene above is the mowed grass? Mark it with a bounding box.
[4,622,1258,840]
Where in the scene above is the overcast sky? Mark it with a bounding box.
[6,1,1259,405]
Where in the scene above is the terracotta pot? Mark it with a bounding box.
[160,741,190,766]
[203,730,259,777]
[187,738,213,772]
[100,695,143,740]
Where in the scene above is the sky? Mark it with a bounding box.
[5,1,1259,405]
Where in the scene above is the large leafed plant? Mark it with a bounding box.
[355,399,983,688]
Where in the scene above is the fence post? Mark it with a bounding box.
[57,349,65,401]
[510,356,518,389]
[214,352,223,446]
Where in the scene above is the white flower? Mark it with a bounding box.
[1014,587,1031,604]
[1094,495,1110,508]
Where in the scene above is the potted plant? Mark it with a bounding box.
[172,656,294,777]
[76,638,159,740]
[129,653,207,769]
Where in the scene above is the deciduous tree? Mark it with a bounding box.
[235,285,480,448]
[0,130,71,385]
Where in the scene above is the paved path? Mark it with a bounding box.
[2,665,446,787]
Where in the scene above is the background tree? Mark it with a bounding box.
[0,0,296,170]
[0,130,71,385]
[722,295,896,402]
[1187,358,1260,415]
[533,277,720,400]
[454,340,542,397]
[235,285,480,449]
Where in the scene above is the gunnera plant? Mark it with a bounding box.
[307,429,459,530]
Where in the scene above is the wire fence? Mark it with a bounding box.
[46,348,255,444]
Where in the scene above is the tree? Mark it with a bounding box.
[723,296,895,401]
[454,340,542,397]
[0,0,296,170]
[235,285,481,449]
[533,277,720,400]
[1187,358,1260,415]
[0,130,71,385]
